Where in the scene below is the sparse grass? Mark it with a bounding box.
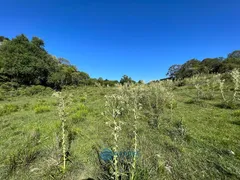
[0,80,240,179]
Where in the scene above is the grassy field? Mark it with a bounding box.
[0,78,240,179]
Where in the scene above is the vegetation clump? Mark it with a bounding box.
[0,103,19,116]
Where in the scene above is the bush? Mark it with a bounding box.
[221,73,233,83]
[232,110,240,117]
[141,83,173,114]
[174,79,186,87]
[72,96,87,103]
[22,103,31,111]
[0,104,19,116]
[166,99,178,109]
[70,103,88,123]
[45,87,53,94]
[34,105,51,113]
[19,85,53,96]
[0,82,21,97]
[0,82,20,91]
[33,99,51,113]
[79,96,87,102]
[28,85,46,95]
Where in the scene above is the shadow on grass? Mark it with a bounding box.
[184,99,196,104]
[184,99,209,108]
[206,160,239,178]
[214,102,240,109]
[230,120,240,126]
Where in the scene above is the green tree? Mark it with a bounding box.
[72,71,90,85]
[0,34,55,85]
[31,37,44,48]
[200,58,222,73]
[0,36,9,45]
[176,59,201,79]
[120,75,135,85]
[228,50,240,58]
[58,57,70,65]
[166,64,182,78]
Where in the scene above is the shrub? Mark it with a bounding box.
[36,99,47,104]
[0,104,19,116]
[230,69,240,102]
[0,82,20,91]
[50,100,58,106]
[72,96,87,103]
[166,99,177,109]
[70,103,88,123]
[174,79,186,87]
[221,73,233,83]
[34,105,51,113]
[0,82,21,97]
[5,104,19,113]
[45,87,54,95]
[19,85,52,96]
[166,120,188,142]
[28,85,46,95]
[33,99,51,113]
[22,103,31,110]
[232,110,240,117]
[79,96,87,102]
[140,83,174,123]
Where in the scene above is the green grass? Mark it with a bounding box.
[0,84,239,180]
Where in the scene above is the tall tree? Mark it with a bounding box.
[176,59,201,79]
[228,50,240,58]
[120,75,135,85]
[200,58,222,73]
[166,64,182,78]
[0,34,54,85]
[31,37,45,48]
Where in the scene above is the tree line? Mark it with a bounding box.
[167,51,240,79]
[0,34,121,89]
[4,34,234,87]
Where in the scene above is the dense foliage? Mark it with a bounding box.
[0,34,119,89]
[167,51,240,79]
[120,75,136,85]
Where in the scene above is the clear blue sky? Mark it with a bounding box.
[1,0,240,82]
